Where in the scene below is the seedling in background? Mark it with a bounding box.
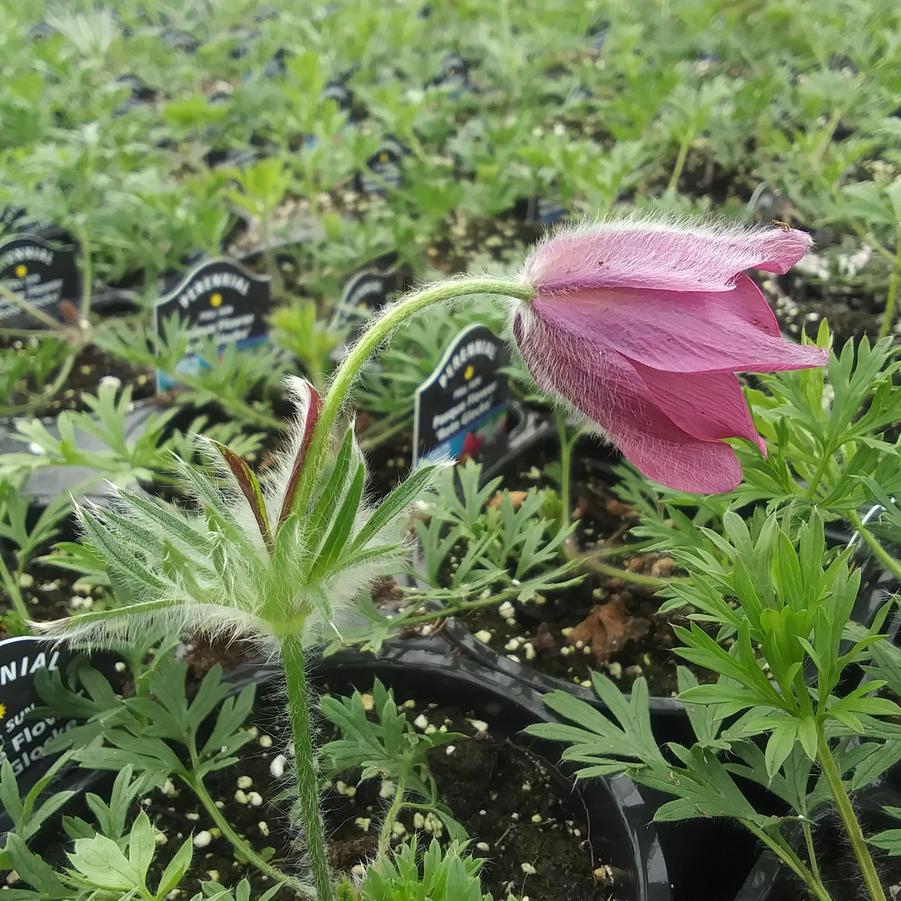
[0,489,69,634]
[226,158,294,299]
[271,298,345,393]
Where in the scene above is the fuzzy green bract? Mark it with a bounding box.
[37,376,438,646]
[337,839,518,901]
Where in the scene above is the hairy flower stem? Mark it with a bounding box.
[295,277,535,516]
[816,724,886,901]
[282,634,334,901]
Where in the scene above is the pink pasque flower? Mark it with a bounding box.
[512,218,827,494]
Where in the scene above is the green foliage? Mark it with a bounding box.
[38,655,254,787]
[337,839,516,901]
[36,385,434,649]
[338,459,580,652]
[0,752,76,869]
[321,679,466,845]
[0,487,70,632]
[416,460,578,598]
[271,298,344,391]
[529,512,900,898]
[95,314,289,436]
[0,379,260,494]
[1,766,194,901]
[0,336,71,416]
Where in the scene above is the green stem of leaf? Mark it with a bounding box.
[77,228,93,321]
[564,539,681,590]
[185,772,314,897]
[378,773,407,856]
[847,509,901,581]
[802,817,822,885]
[816,723,886,901]
[282,633,334,901]
[0,556,30,633]
[555,411,585,533]
[666,127,695,195]
[877,230,901,341]
[745,823,832,901]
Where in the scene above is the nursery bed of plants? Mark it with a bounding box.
[2,1,901,900]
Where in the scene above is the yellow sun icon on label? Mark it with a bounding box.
[0,702,6,720]
[14,264,27,278]
[463,364,475,380]
[210,292,223,308]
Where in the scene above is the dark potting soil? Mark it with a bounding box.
[441,433,698,698]
[0,555,111,640]
[463,566,689,699]
[142,689,623,900]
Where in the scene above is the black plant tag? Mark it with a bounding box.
[0,234,80,328]
[0,637,84,790]
[413,323,510,466]
[153,257,271,391]
[430,53,473,93]
[747,181,790,223]
[324,78,354,110]
[329,253,412,333]
[355,137,408,195]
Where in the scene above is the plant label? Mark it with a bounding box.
[0,637,83,791]
[517,193,568,226]
[324,79,354,110]
[355,138,407,195]
[431,53,473,93]
[413,323,510,466]
[153,257,271,391]
[161,28,199,53]
[0,233,81,328]
[747,181,789,223]
[329,253,412,333]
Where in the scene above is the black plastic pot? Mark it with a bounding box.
[4,642,672,901]
[236,645,673,901]
[733,785,901,901]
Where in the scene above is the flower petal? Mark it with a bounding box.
[532,280,826,374]
[629,361,766,456]
[513,308,744,493]
[523,221,811,295]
